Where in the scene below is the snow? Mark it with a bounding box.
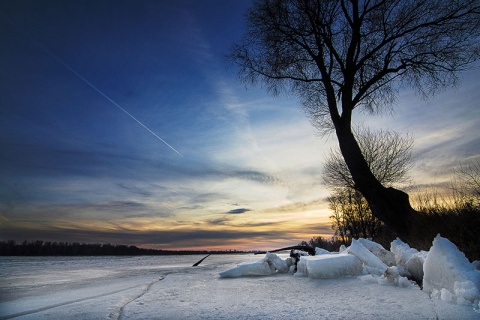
[1,236,480,319]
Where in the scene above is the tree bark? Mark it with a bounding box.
[334,119,416,235]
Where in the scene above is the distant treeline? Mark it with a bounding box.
[0,240,248,256]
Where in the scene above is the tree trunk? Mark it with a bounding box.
[330,117,480,261]
[335,121,416,236]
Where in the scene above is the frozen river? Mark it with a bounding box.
[0,254,247,319]
[1,254,478,319]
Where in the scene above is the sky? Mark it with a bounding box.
[1,0,479,251]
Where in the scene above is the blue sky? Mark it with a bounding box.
[1,0,479,250]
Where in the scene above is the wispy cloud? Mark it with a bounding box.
[227,208,251,214]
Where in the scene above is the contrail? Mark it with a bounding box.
[2,14,183,157]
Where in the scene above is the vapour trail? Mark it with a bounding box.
[2,14,183,157]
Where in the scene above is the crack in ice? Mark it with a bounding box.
[109,277,164,320]
[0,283,148,320]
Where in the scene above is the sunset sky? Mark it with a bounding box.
[1,0,479,251]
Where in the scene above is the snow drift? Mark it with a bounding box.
[219,235,480,308]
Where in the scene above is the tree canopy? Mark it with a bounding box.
[232,0,480,133]
[231,0,480,235]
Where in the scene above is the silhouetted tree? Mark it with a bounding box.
[455,160,480,208]
[0,240,244,256]
[328,188,382,242]
[230,0,480,235]
[323,126,413,190]
[324,127,412,241]
[300,235,346,252]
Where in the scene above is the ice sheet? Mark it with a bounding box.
[1,254,478,319]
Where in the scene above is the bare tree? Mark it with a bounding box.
[323,126,413,190]
[230,0,480,235]
[454,160,480,208]
[328,188,382,242]
[324,126,412,241]
[328,192,350,244]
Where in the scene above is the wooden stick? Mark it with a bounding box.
[192,254,211,266]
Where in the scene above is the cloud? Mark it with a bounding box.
[233,170,284,185]
[1,200,174,223]
[116,182,156,197]
[208,216,231,225]
[259,199,328,214]
[227,208,251,214]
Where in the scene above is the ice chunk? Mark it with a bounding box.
[398,275,414,288]
[454,280,480,302]
[295,256,308,277]
[441,288,454,302]
[390,238,419,266]
[219,259,275,278]
[265,252,289,273]
[315,247,331,255]
[347,239,387,275]
[358,238,396,266]
[423,235,480,304]
[404,251,427,283]
[378,266,414,288]
[219,252,291,277]
[299,254,363,279]
[390,238,428,281]
[285,257,294,269]
[378,266,400,285]
[473,260,480,270]
[395,265,411,278]
[288,265,297,274]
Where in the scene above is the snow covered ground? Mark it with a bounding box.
[1,237,479,319]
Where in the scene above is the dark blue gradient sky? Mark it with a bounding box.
[1,0,479,250]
